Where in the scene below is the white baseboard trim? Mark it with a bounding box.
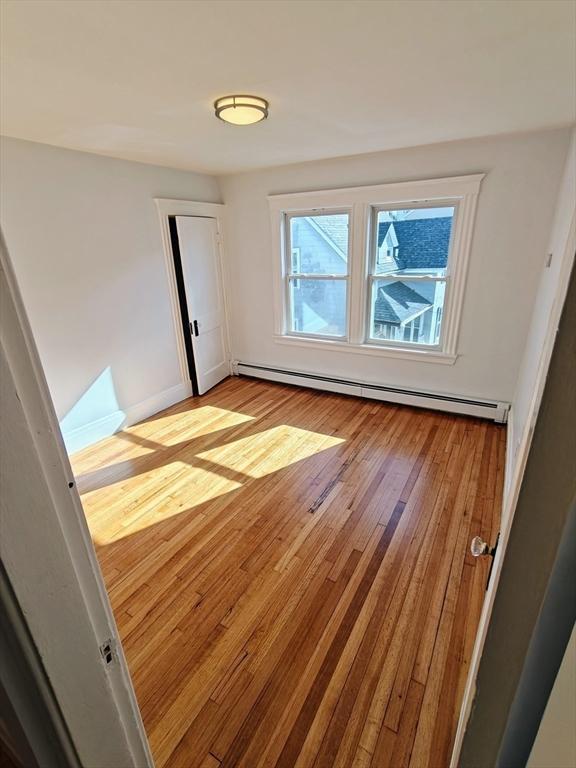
[233,361,510,423]
[61,381,192,454]
[125,382,192,426]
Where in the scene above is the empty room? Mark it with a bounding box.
[1,2,575,768]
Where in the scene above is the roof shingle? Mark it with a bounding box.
[309,214,349,255]
[378,216,452,270]
[373,281,432,324]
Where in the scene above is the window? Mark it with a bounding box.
[270,174,483,363]
[368,206,454,347]
[285,212,349,338]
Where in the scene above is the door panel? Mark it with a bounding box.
[175,216,229,394]
[451,210,576,766]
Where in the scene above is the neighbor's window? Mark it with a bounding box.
[285,212,349,338]
[368,206,454,347]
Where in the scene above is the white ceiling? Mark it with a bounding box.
[1,0,574,175]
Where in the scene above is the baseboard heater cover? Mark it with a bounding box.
[233,362,509,423]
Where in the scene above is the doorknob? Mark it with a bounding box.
[470,536,490,557]
[470,535,498,558]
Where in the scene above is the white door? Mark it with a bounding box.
[175,216,229,394]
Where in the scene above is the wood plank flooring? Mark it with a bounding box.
[71,377,505,768]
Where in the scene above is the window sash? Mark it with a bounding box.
[288,273,349,280]
[368,201,458,279]
[284,211,351,274]
[367,274,447,283]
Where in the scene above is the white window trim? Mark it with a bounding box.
[268,174,484,364]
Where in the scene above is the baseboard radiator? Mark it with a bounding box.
[233,362,509,423]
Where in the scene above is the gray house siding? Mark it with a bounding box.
[290,218,348,335]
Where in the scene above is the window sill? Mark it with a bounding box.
[273,334,458,365]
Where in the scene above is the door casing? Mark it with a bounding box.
[155,198,232,393]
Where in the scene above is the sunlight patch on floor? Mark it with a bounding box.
[88,424,345,545]
[90,462,243,545]
[71,405,255,475]
[196,425,345,479]
[127,405,255,446]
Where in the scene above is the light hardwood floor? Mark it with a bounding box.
[72,377,505,768]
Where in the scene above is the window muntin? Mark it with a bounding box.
[285,212,349,338]
[367,206,455,347]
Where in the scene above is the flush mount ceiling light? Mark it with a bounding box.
[214,95,269,125]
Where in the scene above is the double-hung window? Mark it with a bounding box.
[285,211,350,338]
[270,175,483,363]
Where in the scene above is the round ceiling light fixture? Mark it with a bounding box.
[214,94,269,125]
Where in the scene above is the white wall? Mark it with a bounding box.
[0,137,220,451]
[1,129,572,454]
[510,131,576,471]
[219,129,571,402]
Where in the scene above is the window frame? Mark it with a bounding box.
[268,174,484,365]
[365,200,459,352]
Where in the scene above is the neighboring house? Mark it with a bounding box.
[292,213,452,344]
[373,280,436,344]
[376,216,453,272]
[373,216,452,344]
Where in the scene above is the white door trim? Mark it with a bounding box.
[154,198,232,386]
[450,208,576,767]
[0,230,153,767]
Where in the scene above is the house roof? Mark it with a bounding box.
[309,214,349,256]
[373,281,432,324]
[378,216,452,270]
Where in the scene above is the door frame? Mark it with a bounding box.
[450,208,576,766]
[155,198,232,389]
[0,230,153,767]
